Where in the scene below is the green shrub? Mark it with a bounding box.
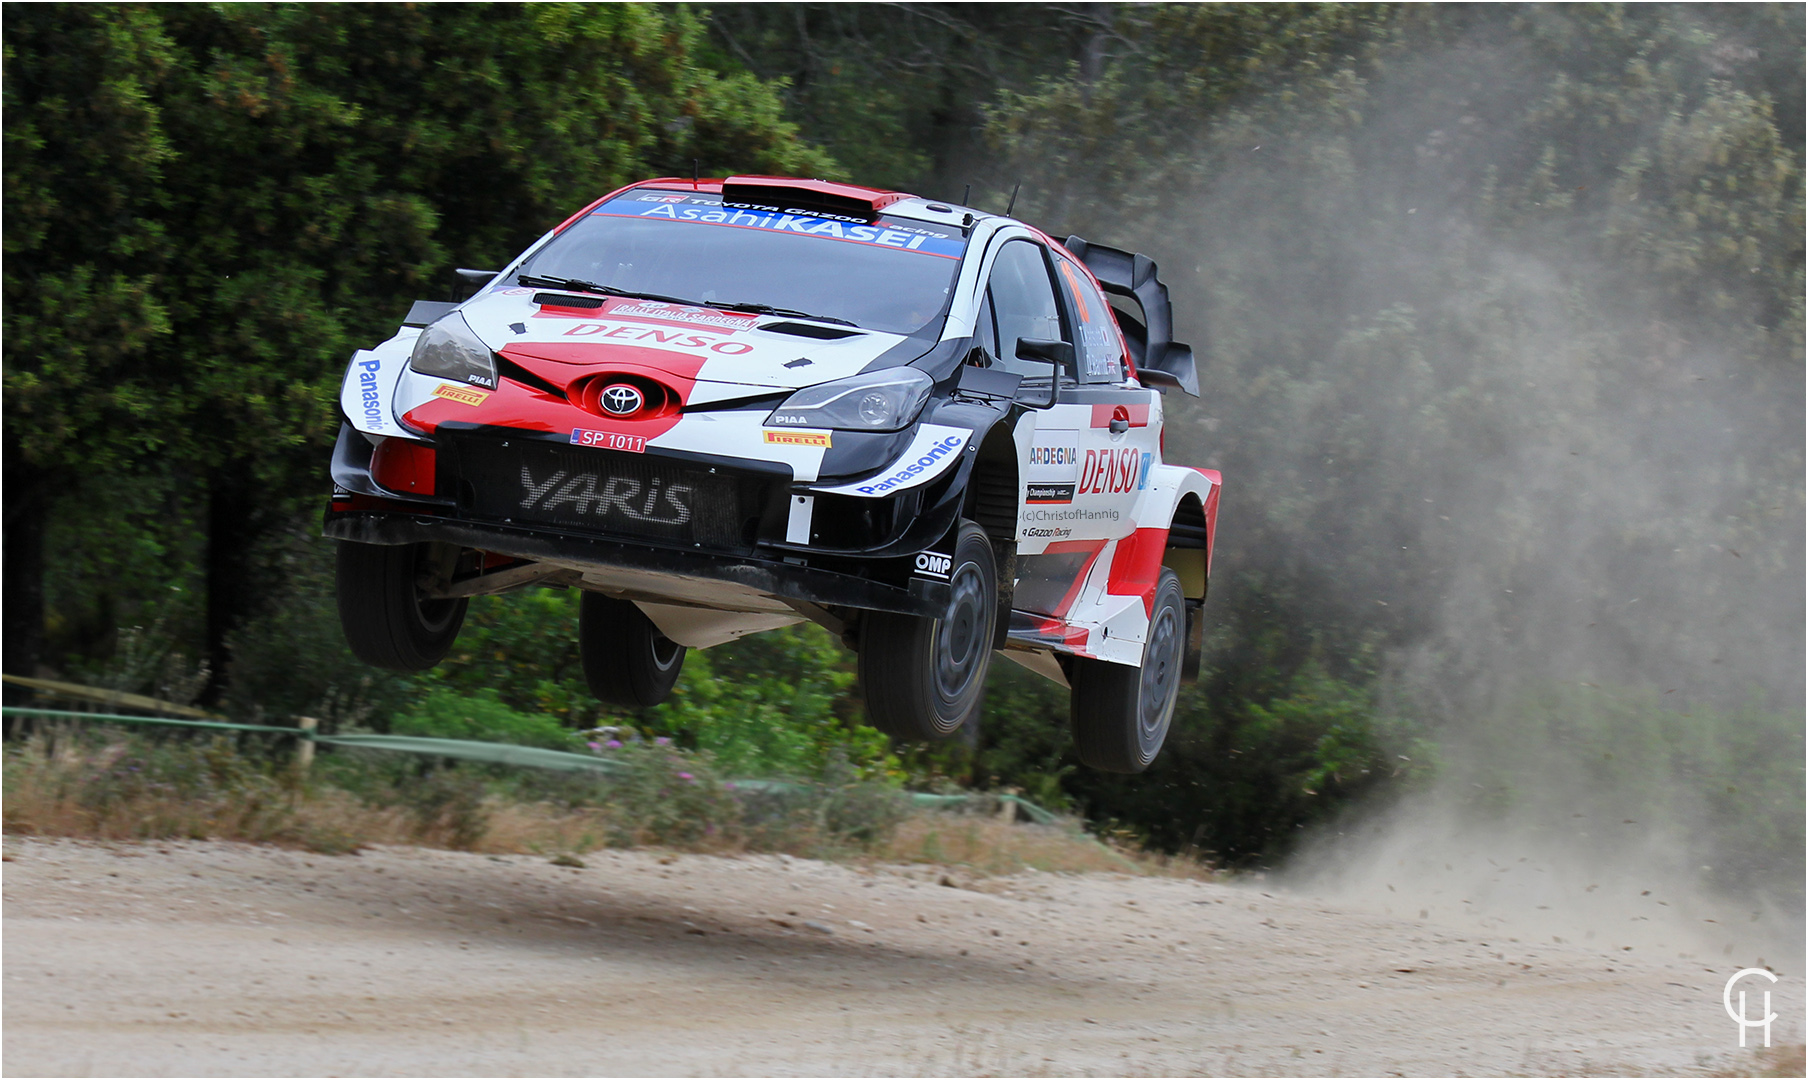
[649,623,896,781]
[389,686,585,751]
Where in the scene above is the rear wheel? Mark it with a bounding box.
[860,521,997,741]
[336,540,468,671]
[1070,567,1185,773]
[579,593,686,708]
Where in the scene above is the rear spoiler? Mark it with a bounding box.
[1063,236,1198,396]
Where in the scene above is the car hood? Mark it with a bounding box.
[461,287,916,405]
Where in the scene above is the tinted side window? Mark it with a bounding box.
[1053,252,1125,382]
[975,287,1000,359]
[986,240,1065,376]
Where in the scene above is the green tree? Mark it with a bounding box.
[4,3,833,696]
[2,7,180,691]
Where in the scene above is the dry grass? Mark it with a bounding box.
[1,730,1197,880]
[1713,1043,1807,1078]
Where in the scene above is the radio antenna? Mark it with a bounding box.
[692,159,700,189]
[961,183,971,207]
[1005,181,1021,217]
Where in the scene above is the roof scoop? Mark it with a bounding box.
[721,176,906,222]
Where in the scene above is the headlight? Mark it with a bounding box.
[408,312,497,389]
[766,368,933,433]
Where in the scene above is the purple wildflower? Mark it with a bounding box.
[605,739,623,749]
[677,772,694,781]
[654,736,672,747]
[587,741,602,751]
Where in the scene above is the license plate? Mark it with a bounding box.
[571,428,647,453]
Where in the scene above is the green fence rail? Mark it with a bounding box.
[2,706,1063,824]
[312,733,632,775]
[2,707,289,736]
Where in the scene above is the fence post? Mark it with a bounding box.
[296,716,319,771]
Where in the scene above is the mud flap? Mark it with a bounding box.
[908,522,961,595]
[990,538,1016,651]
[1180,600,1204,683]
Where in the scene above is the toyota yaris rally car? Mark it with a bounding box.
[327,175,1218,773]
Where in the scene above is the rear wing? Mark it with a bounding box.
[1063,236,1198,396]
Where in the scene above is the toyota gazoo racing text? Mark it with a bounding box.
[327,175,1218,773]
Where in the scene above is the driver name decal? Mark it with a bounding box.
[605,301,758,332]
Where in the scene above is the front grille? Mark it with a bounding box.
[440,436,769,552]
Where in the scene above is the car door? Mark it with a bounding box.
[1049,247,1161,528]
[975,238,1133,619]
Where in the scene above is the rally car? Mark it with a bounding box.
[327,175,1218,773]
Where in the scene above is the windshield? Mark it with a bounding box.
[511,190,966,334]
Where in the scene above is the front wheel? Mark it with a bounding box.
[1070,567,1185,773]
[336,540,468,671]
[579,593,686,708]
[859,521,998,741]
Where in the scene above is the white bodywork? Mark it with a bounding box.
[337,191,1215,671]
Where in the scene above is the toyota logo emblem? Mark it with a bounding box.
[600,384,644,415]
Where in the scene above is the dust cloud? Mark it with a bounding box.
[1099,26,1806,966]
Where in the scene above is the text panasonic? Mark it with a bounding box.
[358,358,384,430]
[857,434,967,494]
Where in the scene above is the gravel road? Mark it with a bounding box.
[3,837,1796,1076]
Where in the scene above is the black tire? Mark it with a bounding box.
[579,593,686,708]
[1070,567,1185,773]
[860,521,998,741]
[336,541,468,671]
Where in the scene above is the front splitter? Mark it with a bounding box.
[323,511,947,618]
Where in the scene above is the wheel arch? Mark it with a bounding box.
[963,421,1021,544]
[1163,490,1211,603]
[963,419,1020,649]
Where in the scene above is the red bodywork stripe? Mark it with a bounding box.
[401,337,706,441]
[370,439,437,496]
[719,174,909,214]
[1192,467,1222,574]
[1089,403,1151,428]
[551,194,612,235]
[1106,526,1171,616]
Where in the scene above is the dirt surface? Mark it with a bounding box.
[3,837,1797,1076]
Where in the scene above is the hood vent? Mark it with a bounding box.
[759,321,863,340]
[533,292,606,309]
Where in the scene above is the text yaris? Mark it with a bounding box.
[519,466,691,524]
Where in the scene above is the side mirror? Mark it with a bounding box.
[453,267,499,302]
[403,300,459,328]
[1014,338,1074,409]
